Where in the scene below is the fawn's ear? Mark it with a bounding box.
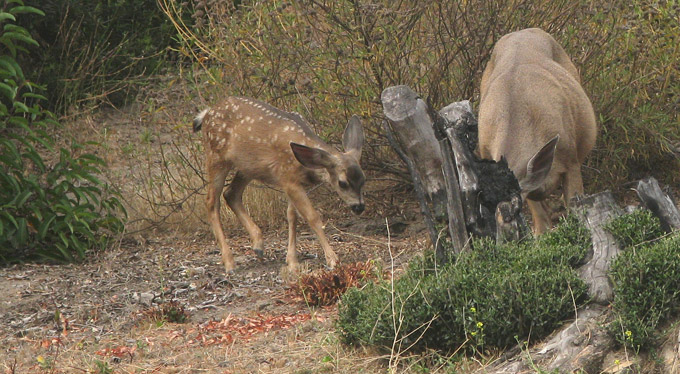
[520,135,559,193]
[343,115,364,160]
[290,142,335,169]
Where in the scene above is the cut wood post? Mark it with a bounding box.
[382,120,443,260]
[636,176,680,232]
[381,86,448,221]
[439,137,469,254]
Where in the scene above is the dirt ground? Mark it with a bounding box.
[0,215,429,373]
[0,84,435,373]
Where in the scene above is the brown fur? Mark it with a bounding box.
[196,96,365,272]
[478,28,597,234]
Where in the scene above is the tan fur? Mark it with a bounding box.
[197,96,365,272]
[478,28,597,234]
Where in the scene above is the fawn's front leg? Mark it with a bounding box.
[285,185,338,269]
[286,201,300,271]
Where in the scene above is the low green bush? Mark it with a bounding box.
[338,217,590,353]
[0,2,126,263]
[604,209,664,250]
[608,210,679,350]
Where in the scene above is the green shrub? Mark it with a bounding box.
[0,1,126,263]
[338,219,590,353]
[608,210,679,350]
[604,209,664,249]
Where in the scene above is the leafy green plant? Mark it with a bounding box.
[608,210,679,350]
[337,218,590,353]
[0,1,126,263]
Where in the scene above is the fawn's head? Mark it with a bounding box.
[290,115,365,214]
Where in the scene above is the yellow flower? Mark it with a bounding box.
[470,331,477,336]
[476,322,484,329]
[625,330,632,337]
[470,307,476,313]
[37,356,45,364]
[615,359,621,365]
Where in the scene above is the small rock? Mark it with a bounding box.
[133,292,155,306]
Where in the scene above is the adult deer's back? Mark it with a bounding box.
[478,28,597,234]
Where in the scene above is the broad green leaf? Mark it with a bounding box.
[16,217,27,244]
[12,189,31,207]
[22,92,47,101]
[9,6,45,16]
[38,215,56,239]
[0,82,15,100]
[0,31,38,47]
[1,210,19,229]
[0,13,16,23]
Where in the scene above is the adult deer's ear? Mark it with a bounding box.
[521,135,559,192]
[343,115,364,160]
[290,142,334,169]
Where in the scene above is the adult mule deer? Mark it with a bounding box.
[194,96,365,273]
[478,28,597,234]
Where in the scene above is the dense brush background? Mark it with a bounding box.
[7,0,680,246]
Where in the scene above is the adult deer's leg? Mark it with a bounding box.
[286,201,300,270]
[527,199,551,235]
[285,184,338,268]
[562,166,585,207]
[206,158,234,272]
[224,172,264,257]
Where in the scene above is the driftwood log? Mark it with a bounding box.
[636,176,680,232]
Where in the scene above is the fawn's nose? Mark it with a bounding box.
[351,203,365,215]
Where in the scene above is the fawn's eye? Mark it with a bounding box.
[338,180,349,189]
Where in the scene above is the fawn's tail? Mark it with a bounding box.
[193,109,209,132]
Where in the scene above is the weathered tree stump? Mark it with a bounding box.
[437,100,524,240]
[382,86,468,258]
[382,85,525,252]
